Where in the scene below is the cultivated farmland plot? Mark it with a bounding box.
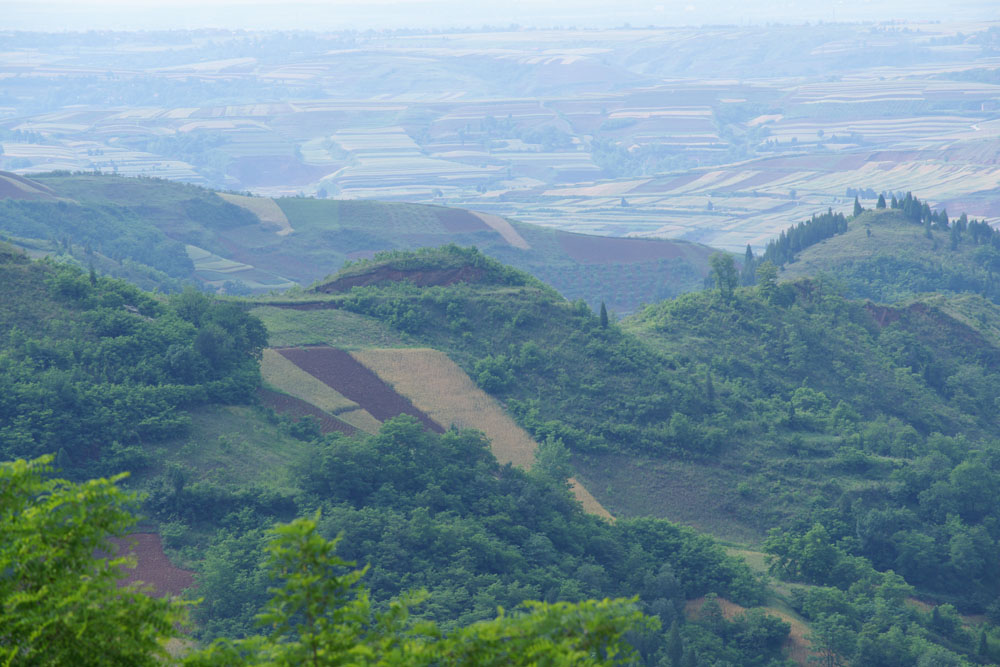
[276,345,444,433]
[351,347,614,519]
[260,348,361,416]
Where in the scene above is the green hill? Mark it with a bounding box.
[249,247,1000,663]
[0,171,715,314]
[7,201,1000,663]
[779,208,1000,304]
[259,249,1000,551]
[0,244,801,666]
[0,241,266,479]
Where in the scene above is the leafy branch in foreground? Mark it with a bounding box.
[186,514,654,666]
[1,455,651,666]
[0,455,189,666]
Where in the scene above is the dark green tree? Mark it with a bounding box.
[741,244,757,286]
[853,196,862,217]
[0,455,188,665]
[876,193,886,209]
[755,261,778,303]
[667,619,683,666]
[709,253,739,302]
[600,301,609,328]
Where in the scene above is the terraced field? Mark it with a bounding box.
[259,348,380,433]
[7,22,1000,255]
[276,345,444,433]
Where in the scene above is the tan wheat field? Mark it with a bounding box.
[218,193,294,236]
[336,408,383,434]
[351,348,612,519]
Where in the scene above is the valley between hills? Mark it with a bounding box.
[4,166,1000,664]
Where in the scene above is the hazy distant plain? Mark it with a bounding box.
[2,19,999,250]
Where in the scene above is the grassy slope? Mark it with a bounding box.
[780,208,998,304]
[139,405,311,496]
[14,172,713,312]
[250,306,415,349]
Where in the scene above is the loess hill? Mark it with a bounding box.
[250,238,1000,663]
[0,244,803,667]
[779,207,1000,305]
[0,170,715,314]
[7,190,1000,663]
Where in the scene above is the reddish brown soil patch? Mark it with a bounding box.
[0,172,56,200]
[436,208,490,233]
[227,156,335,187]
[110,533,193,598]
[630,172,705,194]
[866,302,904,328]
[1,171,55,192]
[556,231,702,264]
[867,150,926,164]
[942,189,1000,218]
[277,346,444,433]
[725,171,788,191]
[315,265,485,293]
[258,387,358,435]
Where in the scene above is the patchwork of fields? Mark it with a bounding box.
[4,22,1000,252]
[258,340,613,519]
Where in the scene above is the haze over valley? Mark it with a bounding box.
[4,5,1000,666]
[4,18,1000,251]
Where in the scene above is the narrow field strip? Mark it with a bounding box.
[261,348,359,414]
[276,345,443,433]
[686,596,811,665]
[258,388,360,435]
[469,210,531,250]
[568,478,614,521]
[351,347,613,519]
[336,407,383,434]
[218,192,294,236]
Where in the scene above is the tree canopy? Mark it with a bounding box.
[0,455,187,665]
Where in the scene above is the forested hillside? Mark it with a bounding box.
[6,196,1000,663]
[247,241,1000,664]
[0,245,797,665]
[0,241,265,478]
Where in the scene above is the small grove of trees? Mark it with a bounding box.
[738,209,850,283]
[0,454,652,666]
[709,253,739,301]
[741,192,998,280]
[759,208,848,268]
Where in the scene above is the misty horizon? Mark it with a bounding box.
[6,0,1000,32]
